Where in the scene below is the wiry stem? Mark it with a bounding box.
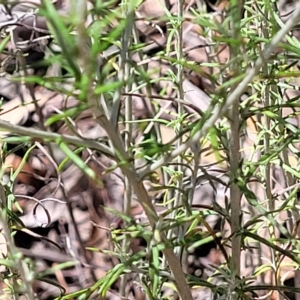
[167,0,185,258]
[228,3,243,293]
[260,1,279,297]
[119,0,135,296]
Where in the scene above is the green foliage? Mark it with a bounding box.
[1,0,300,299]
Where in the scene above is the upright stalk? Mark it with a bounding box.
[169,0,185,256]
[117,1,135,296]
[260,1,279,297]
[228,1,243,295]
